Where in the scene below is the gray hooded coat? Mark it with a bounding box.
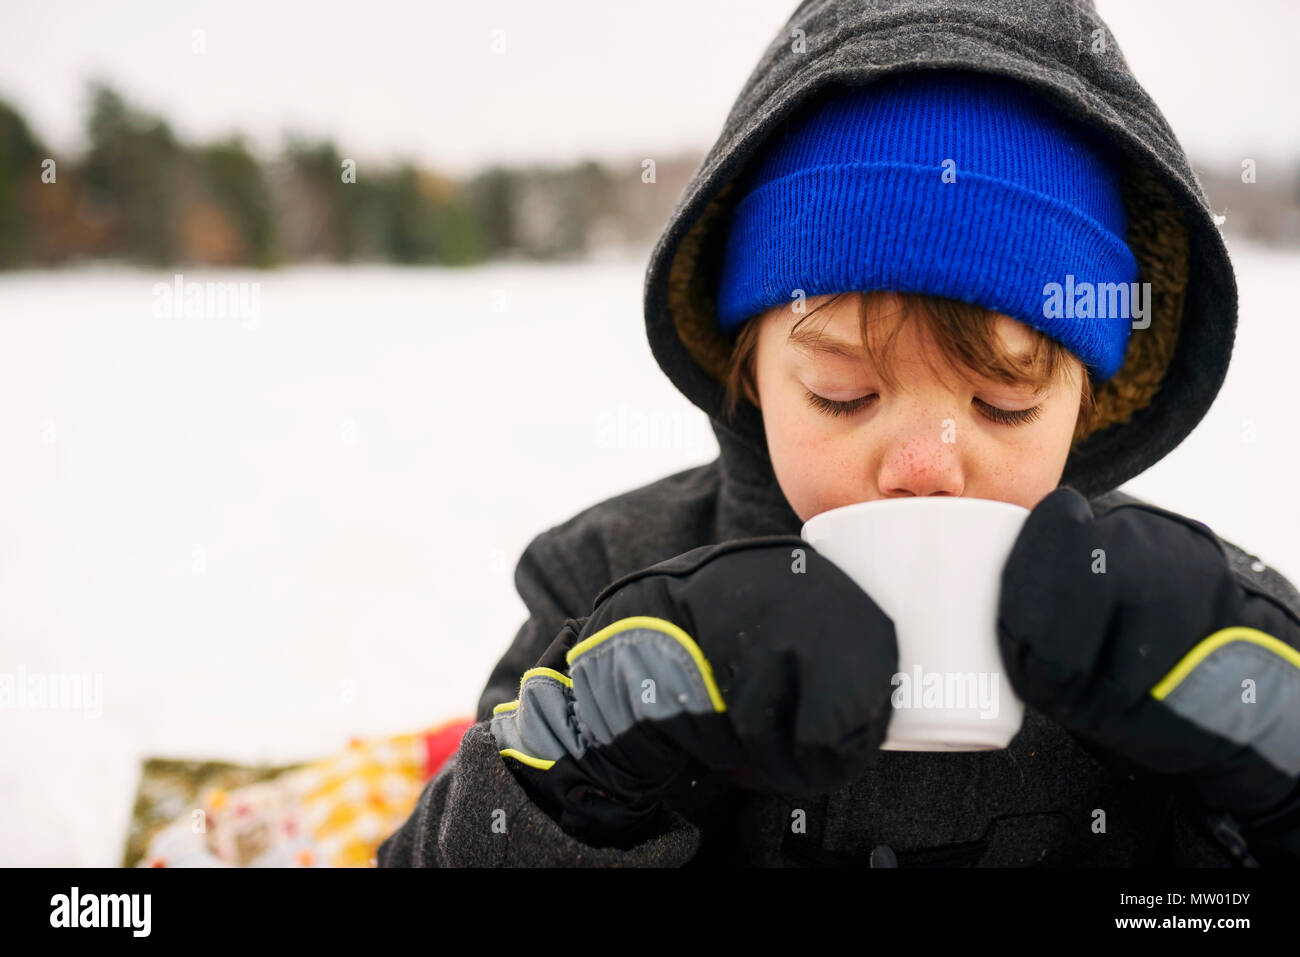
[378,0,1300,866]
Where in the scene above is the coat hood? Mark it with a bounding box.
[643,0,1237,502]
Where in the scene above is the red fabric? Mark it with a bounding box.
[422,716,476,780]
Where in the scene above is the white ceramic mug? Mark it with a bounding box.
[801,497,1031,751]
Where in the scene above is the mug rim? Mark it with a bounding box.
[801,495,1030,540]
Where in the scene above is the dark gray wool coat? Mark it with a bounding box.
[380,0,1300,866]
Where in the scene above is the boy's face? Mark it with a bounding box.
[749,291,1085,523]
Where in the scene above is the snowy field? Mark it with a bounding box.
[1,239,1297,866]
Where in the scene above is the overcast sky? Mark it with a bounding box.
[1,0,1296,176]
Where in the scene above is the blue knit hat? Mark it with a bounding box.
[715,69,1140,381]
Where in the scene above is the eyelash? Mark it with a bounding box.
[802,390,1043,426]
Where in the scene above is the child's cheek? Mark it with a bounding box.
[983,417,1075,509]
[763,404,856,523]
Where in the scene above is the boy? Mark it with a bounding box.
[378,0,1300,866]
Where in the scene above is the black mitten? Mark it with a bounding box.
[490,535,899,847]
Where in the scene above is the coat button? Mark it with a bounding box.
[869,844,898,868]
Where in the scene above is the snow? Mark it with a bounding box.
[0,238,1296,865]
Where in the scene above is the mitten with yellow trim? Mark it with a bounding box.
[997,486,1300,865]
[490,534,899,849]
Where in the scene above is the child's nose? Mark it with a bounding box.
[875,433,965,499]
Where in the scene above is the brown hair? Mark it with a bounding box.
[722,291,1096,444]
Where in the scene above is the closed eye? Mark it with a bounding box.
[803,389,1043,425]
[974,398,1043,426]
[803,390,876,418]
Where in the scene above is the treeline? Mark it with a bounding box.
[1,82,1297,271]
[0,83,699,270]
